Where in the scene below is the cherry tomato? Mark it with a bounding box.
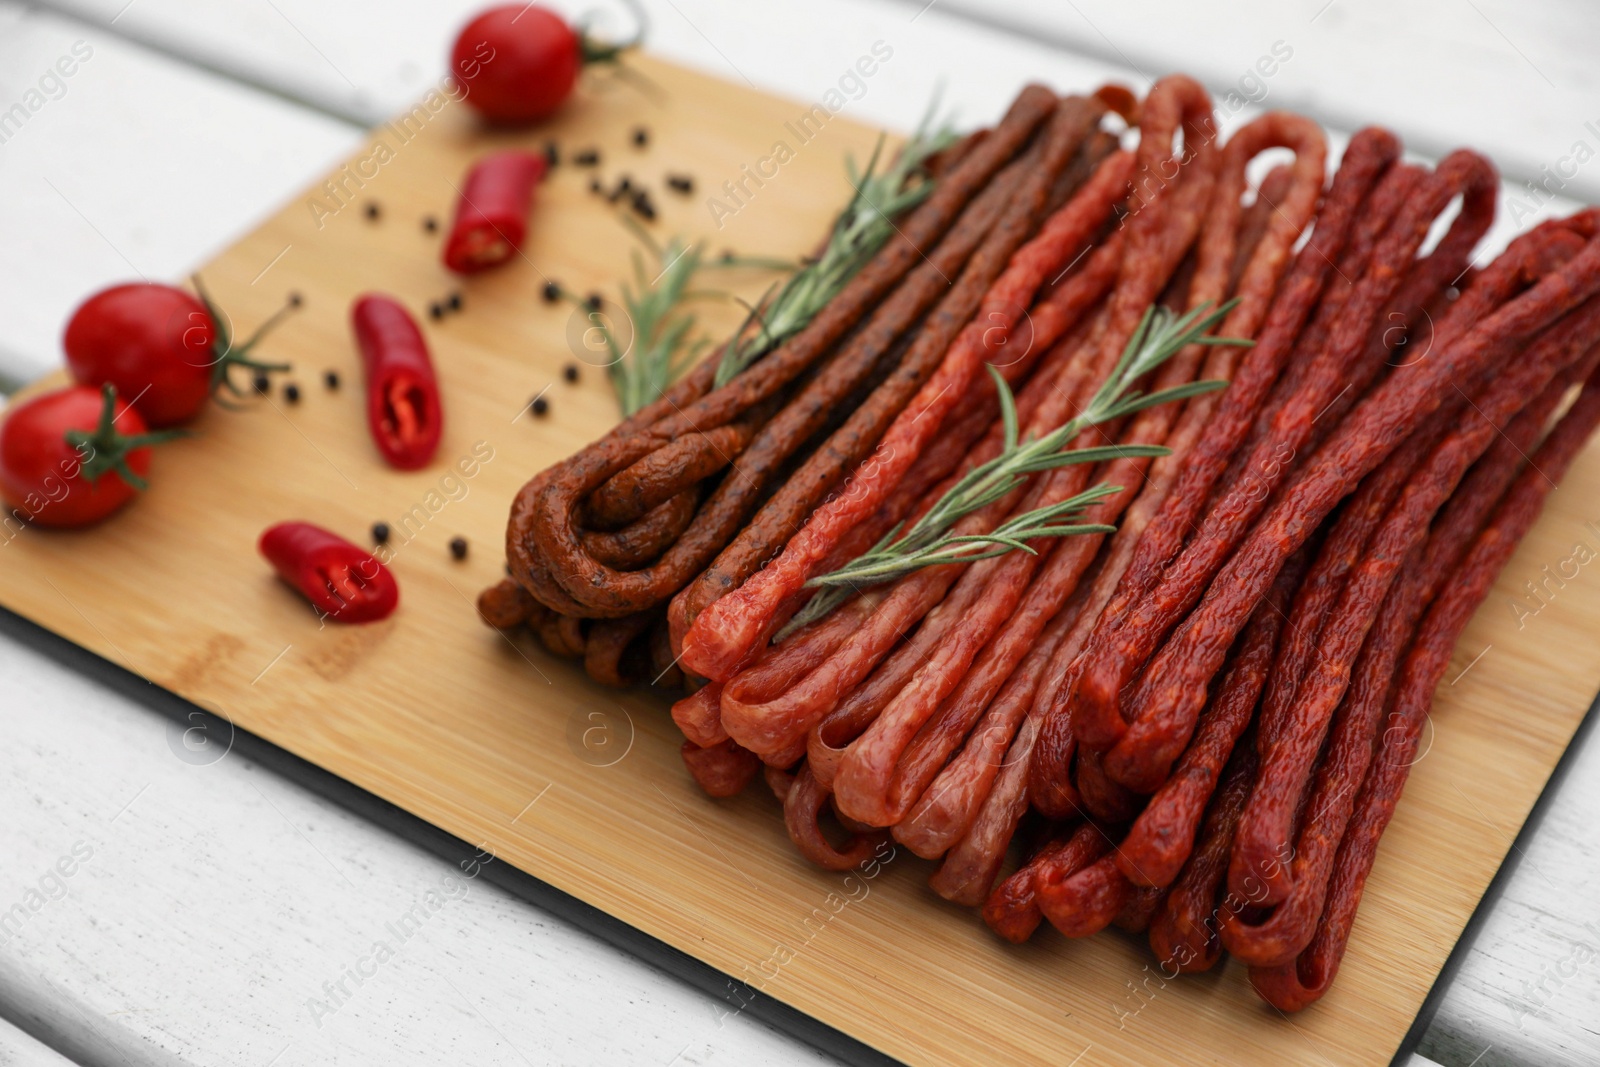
[63,280,294,427]
[452,4,641,124]
[0,384,179,528]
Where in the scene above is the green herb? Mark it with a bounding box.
[777,300,1249,639]
[713,114,957,387]
[573,218,791,416]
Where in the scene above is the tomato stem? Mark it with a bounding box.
[191,274,299,401]
[65,384,188,490]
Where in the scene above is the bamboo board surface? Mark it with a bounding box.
[3,53,1599,1067]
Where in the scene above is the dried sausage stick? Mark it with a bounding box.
[684,120,1139,681]
[880,115,1314,833]
[784,764,890,870]
[556,103,1105,631]
[983,824,1106,943]
[1063,128,1402,750]
[1223,338,1600,965]
[1101,154,1474,758]
[1148,735,1260,974]
[833,135,1222,828]
[1037,851,1136,938]
[893,570,1097,858]
[1117,550,1306,889]
[728,308,1119,764]
[1227,301,1600,906]
[584,422,756,529]
[680,737,761,797]
[652,137,1064,616]
[505,86,1058,618]
[1251,371,1600,1010]
[1115,221,1600,807]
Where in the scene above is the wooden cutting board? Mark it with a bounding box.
[3,53,1598,1067]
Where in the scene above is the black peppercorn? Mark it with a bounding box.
[562,363,580,383]
[449,536,469,561]
[542,281,562,303]
[283,383,301,404]
[666,174,694,195]
[574,148,599,166]
[253,373,271,394]
[544,141,560,166]
[447,291,462,312]
[588,177,602,194]
[372,521,391,544]
[531,396,550,417]
[428,302,444,320]
[631,191,657,221]
[364,202,380,221]
[288,291,304,308]
[422,216,438,233]
[632,126,649,147]
[324,370,340,390]
[585,292,602,311]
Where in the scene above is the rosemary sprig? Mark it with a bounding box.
[777,299,1250,639]
[577,218,788,416]
[713,114,957,387]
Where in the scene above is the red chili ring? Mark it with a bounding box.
[443,149,547,274]
[259,521,399,623]
[351,293,443,470]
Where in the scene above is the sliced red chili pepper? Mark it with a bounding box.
[351,293,443,470]
[442,149,547,274]
[259,521,399,623]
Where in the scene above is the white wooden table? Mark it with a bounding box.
[2,2,1597,1064]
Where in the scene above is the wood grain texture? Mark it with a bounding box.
[2,53,1598,1067]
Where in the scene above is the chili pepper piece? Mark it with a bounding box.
[351,294,444,470]
[442,150,548,275]
[259,521,399,624]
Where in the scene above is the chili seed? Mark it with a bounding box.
[428,302,444,320]
[531,396,550,417]
[585,292,603,311]
[252,373,271,394]
[632,126,649,147]
[544,141,560,166]
[324,370,340,390]
[574,148,600,166]
[422,216,438,233]
[283,383,301,404]
[364,202,381,221]
[372,521,391,544]
[448,291,463,312]
[562,363,580,383]
[542,281,562,304]
[666,173,694,195]
[449,536,469,561]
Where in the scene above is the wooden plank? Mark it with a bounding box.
[0,623,847,1067]
[0,2,360,383]
[918,0,1600,204]
[1,51,1595,1067]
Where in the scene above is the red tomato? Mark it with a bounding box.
[452,4,639,124]
[0,385,172,528]
[64,283,216,427]
[64,280,294,427]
